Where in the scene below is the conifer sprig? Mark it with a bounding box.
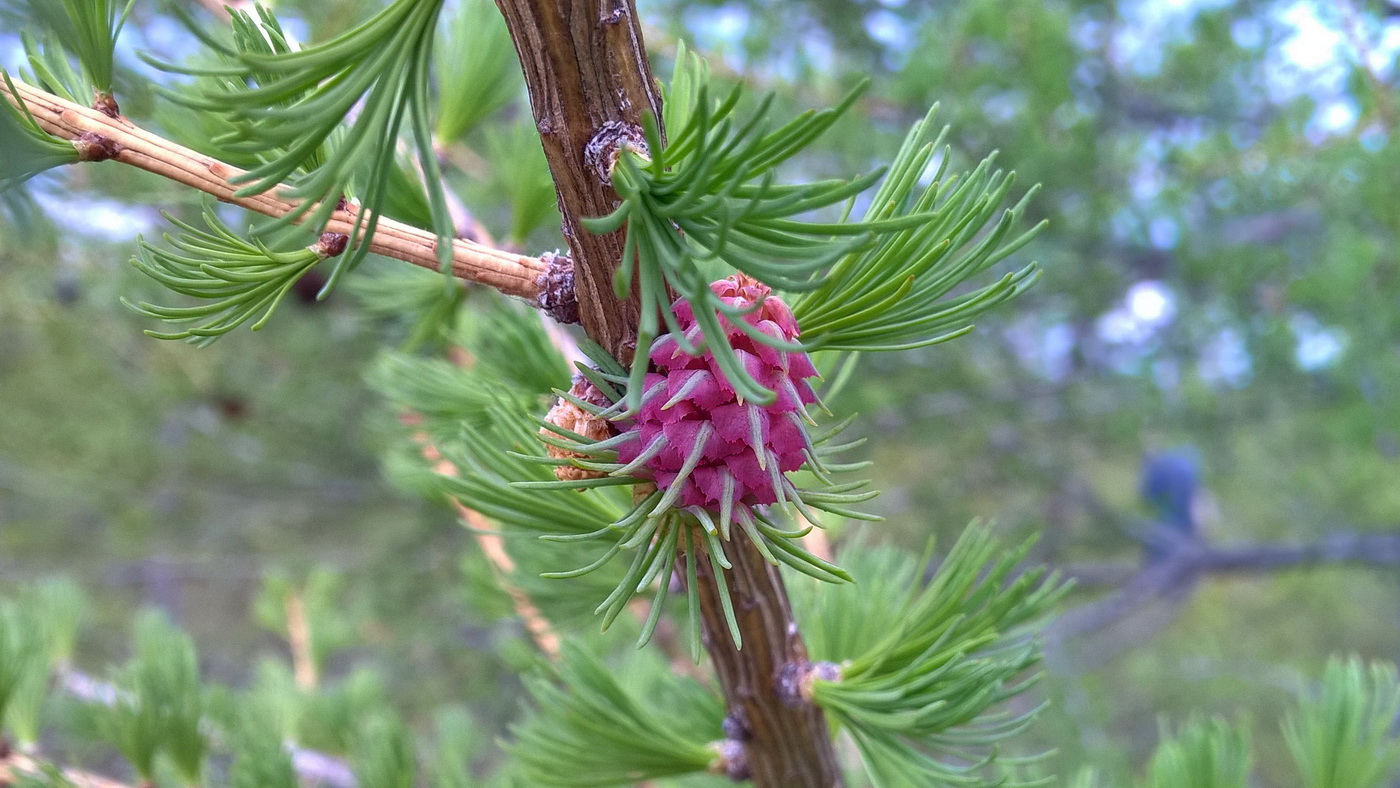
[792,524,1067,787]
[150,0,455,286]
[5,0,133,108]
[0,72,79,191]
[586,49,924,406]
[121,207,346,346]
[794,106,1046,352]
[588,49,1042,406]
[1283,658,1400,788]
[434,0,519,143]
[508,644,725,787]
[1143,717,1251,788]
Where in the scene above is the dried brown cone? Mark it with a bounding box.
[542,377,616,483]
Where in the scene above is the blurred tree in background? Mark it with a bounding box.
[1,0,1399,786]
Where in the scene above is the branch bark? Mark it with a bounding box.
[693,534,846,786]
[1,78,555,306]
[492,0,652,361]
[492,1,845,784]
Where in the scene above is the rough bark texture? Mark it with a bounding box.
[493,1,846,785]
[694,536,846,787]
[493,0,654,361]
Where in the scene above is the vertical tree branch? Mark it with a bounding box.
[693,536,846,786]
[492,1,845,784]
[492,0,653,361]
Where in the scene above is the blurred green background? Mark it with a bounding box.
[2,0,1399,784]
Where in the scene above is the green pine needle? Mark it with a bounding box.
[1283,658,1400,788]
[793,523,1067,787]
[148,0,455,283]
[122,207,335,346]
[434,0,520,142]
[351,714,418,788]
[589,46,1041,407]
[507,644,724,787]
[0,71,81,192]
[1143,717,1251,788]
[587,48,906,406]
[87,611,207,784]
[794,104,1046,352]
[6,0,133,102]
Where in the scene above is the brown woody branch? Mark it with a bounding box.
[492,1,845,784]
[492,0,652,360]
[0,77,563,311]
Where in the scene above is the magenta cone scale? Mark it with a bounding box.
[615,274,821,517]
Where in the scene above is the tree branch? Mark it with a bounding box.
[1,77,562,310]
[1051,531,1400,647]
[492,0,653,360]
[492,1,845,783]
[693,534,846,786]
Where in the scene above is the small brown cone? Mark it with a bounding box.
[542,378,615,483]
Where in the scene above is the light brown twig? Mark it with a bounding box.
[1,77,550,303]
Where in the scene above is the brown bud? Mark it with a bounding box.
[72,132,122,162]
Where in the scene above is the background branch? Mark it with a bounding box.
[1050,532,1400,665]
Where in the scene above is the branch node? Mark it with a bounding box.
[312,232,350,259]
[584,120,647,186]
[92,91,119,119]
[777,660,842,706]
[537,250,580,324]
[72,132,122,162]
[706,738,751,782]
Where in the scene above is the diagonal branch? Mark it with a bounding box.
[1,77,563,309]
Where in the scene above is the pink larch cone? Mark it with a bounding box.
[616,274,820,516]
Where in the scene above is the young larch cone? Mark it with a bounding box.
[543,377,616,482]
[616,274,819,516]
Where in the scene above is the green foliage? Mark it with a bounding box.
[294,669,390,755]
[588,50,883,405]
[1141,717,1251,788]
[352,713,418,788]
[1283,658,1400,788]
[252,568,359,681]
[349,262,466,351]
[87,611,207,784]
[4,580,85,747]
[153,0,455,281]
[226,696,300,788]
[428,707,481,788]
[121,207,332,345]
[7,0,133,101]
[793,105,1043,352]
[588,48,1038,406]
[0,73,80,191]
[794,523,1066,786]
[507,644,724,787]
[434,0,519,142]
[0,602,46,740]
[483,119,560,246]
